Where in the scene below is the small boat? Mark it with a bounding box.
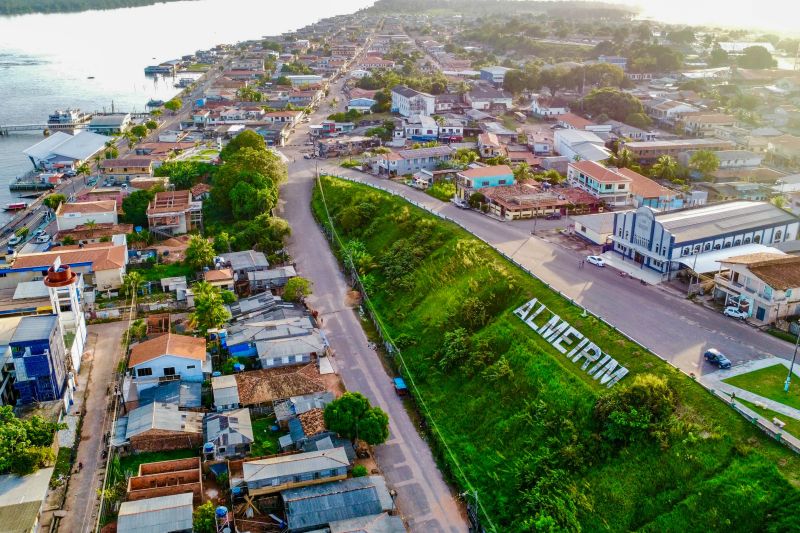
[87,76,95,79]
[4,202,28,211]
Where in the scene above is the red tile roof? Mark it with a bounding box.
[128,333,207,368]
[570,161,632,184]
[12,244,127,271]
[557,112,595,130]
[459,165,513,179]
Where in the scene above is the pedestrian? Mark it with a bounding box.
[78,462,83,471]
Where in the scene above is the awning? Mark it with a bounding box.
[676,243,786,274]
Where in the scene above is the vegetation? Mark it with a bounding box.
[0,406,64,475]
[283,276,312,302]
[43,193,67,211]
[735,397,800,438]
[185,235,215,271]
[250,417,284,456]
[193,501,217,533]
[324,392,390,446]
[352,464,369,477]
[0,0,185,15]
[154,161,214,190]
[164,98,182,113]
[689,149,720,177]
[190,282,231,335]
[723,365,800,410]
[312,176,800,531]
[425,181,456,202]
[738,46,778,69]
[121,184,164,227]
[581,88,645,122]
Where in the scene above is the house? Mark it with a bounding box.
[204,408,254,459]
[530,94,569,117]
[241,447,350,496]
[375,145,454,176]
[316,136,381,159]
[625,169,682,210]
[714,253,800,323]
[116,401,204,453]
[10,315,68,405]
[438,118,465,141]
[23,131,109,171]
[264,110,304,126]
[286,74,323,87]
[602,119,656,142]
[225,315,315,356]
[391,85,435,117]
[56,200,118,231]
[477,133,504,158]
[694,182,773,202]
[212,374,240,411]
[767,134,800,167]
[622,138,735,165]
[117,493,194,533]
[86,113,131,134]
[55,222,132,246]
[128,333,209,391]
[257,122,292,147]
[434,93,463,113]
[680,113,737,137]
[643,98,699,126]
[247,265,298,293]
[328,514,405,533]
[480,181,576,220]
[10,244,127,290]
[0,467,55,533]
[281,475,394,533]
[567,161,633,207]
[220,250,270,280]
[234,365,325,408]
[456,165,515,201]
[403,114,439,141]
[128,380,202,411]
[465,87,513,111]
[554,129,611,162]
[203,268,235,291]
[146,190,203,237]
[597,55,627,70]
[347,97,377,113]
[256,332,326,369]
[480,66,513,85]
[572,212,618,245]
[611,201,800,276]
[556,113,595,130]
[126,458,203,505]
[100,158,154,182]
[357,58,395,70]
[274,391,335,423]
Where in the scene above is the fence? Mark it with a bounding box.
[320,172,800,457]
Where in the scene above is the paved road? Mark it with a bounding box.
[313,166,798,378]
[58,321,126,533]
[279,82,468,532]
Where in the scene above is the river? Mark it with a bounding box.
[0,0,374,222]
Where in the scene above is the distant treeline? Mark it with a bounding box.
[0,0,192,16]
[367,0,637,18]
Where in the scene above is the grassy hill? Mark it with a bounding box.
[311,176,800,532]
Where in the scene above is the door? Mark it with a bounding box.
[634,252,644,265]
[756,307,766,321]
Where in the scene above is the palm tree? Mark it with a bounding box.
[85,219,98,238]
[651,155,678,181]
[122,271,143,298]
[611,148,637,170]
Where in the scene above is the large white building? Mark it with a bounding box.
[554,129,611,162]
[391,85,435,117]
[55,200,118,231]
[612,201,800,277]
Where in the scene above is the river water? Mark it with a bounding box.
[0,0,373,222]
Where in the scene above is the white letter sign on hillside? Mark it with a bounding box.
[514,298,629,388]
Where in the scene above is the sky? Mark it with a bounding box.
[612,0,800,36]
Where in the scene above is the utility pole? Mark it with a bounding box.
[784,322,799,392]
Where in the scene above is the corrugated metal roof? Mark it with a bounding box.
[117,493,193,533]
[23,131,110,162]
[283,476,393,531]
[212,375,240,406]
[137,381,202,409]
[125,402,203,439]
[329,513,405,533]
[255,332,325,359]
[243,447,350,483]
[0,467,55,533]
[222,250,269,271]
[205,408,254,445]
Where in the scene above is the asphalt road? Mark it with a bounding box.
[313,166,798,378]
[279,83,468,532]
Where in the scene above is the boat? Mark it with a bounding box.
[47,108,91,130]
[4,202,28,211]
[87,76,95,79]
[146,99,165,108]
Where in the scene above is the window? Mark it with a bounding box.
[618,184,625,189]
[754,234,762,244]
[704,243,712,251]
[605,184,612,190]
[137,368,153,377]
[743,236,751,244]
[774,230,783,242]
[187,365,196,369]
[163,367,176,376]
[499,180,507,185]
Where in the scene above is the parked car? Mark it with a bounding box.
[452,197,469,209]
[35,234,50,244]
[8,236,22,246]
[64,169,77,177]
[33,229,45,237]
[545,212,562,220]
[704,349,732,369]
[303,154,313,159]
[586,255,605,267]
[723,307,748,320]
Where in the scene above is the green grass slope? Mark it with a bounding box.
[311,176,800,532]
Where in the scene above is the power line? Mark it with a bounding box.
[315,174,497,533]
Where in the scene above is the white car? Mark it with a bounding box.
[586,255,605,267]
[35,234,50,244]
[33,229,45,237]
[723,307,748,320]
[8,236,22,246]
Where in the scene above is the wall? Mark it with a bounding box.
[57,211,117,231]
[130,429,203,453]
[132,354,206,389]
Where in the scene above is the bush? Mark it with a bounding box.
[352,464,368,477]
[594,373,676,444]
[468,192,485,209]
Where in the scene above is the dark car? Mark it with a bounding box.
[545,212,562,220]
[704,349,732,369]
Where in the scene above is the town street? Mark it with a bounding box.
[280,137,468,531]
[58,321,126,533]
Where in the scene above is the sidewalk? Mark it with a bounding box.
[600,251,665,285]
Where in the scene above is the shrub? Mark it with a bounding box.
[594,373,676,444]
[352,464,368,477]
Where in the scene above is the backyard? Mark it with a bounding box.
[723,364,800,410]
[425,181,456,202]
[118,449,197,476]
[250,417,285,457]
[129,262,195,283]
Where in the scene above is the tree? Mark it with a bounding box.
[0,405,63,475]
[193,501,216,533]
[62,235,75,246]
[122,271,143,298]
[84,219,98,237]
[219,130,266,160]
[323,392,390,445]
[121,187,160,227]
[650,155,678,181]
[190,282,231,335]
[150,108,163,118]
[76,162,91,179]
[708,46,730,67]
[581,88,644,122]
[595,373,675,444]
[185,235,215,271]
[689,149,720,176]
[130,124,148,139]
[284,276,312,302]
[539,67,567,97]
[610,148,638,170]
[164,98,182,113]
[145,119,158,130]
[624,112,651,129]
[738,46,777,69]
[43,193,66,211]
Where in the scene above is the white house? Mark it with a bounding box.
[128,333,209,392]
[554,129,611,162]
[391,85,436,117]
[55,200,118,231]
[466,87,513,111]
[530,94,569,117]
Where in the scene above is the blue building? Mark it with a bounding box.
[456,165,516,201]
[11,315,68,404]
[597,55,627,71]
[480,66,513,85]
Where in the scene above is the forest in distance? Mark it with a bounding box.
[0,0,190,15]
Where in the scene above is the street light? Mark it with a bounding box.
[784,321,800,392]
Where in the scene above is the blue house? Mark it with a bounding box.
[456,165,516,201]
[346,97,377,113]
[11,315,68,404]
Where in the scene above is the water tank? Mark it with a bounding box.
[134,226,143,233]
[231,486,242,496]
[215,506,228,518]
[203,442,215,452]
[233,363,245,372]
[212,371,222,377]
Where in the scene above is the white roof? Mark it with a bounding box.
[13,280,50,300]
[117,493,194,533]
[23,131,110,162]
[555,128,604,146]
[244,447,350,483]
[677,244,785,274]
